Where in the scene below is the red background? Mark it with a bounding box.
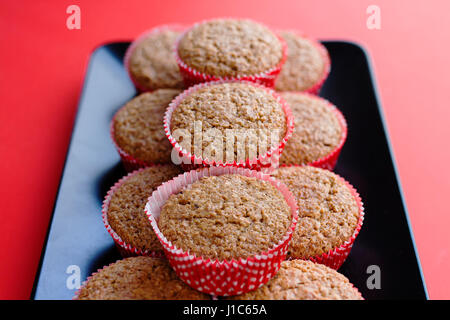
[1,0,449,299]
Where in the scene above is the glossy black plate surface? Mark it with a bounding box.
[32,41,428,300]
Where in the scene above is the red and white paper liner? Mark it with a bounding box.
[102,167,166,258]
[124,24,186,92]
[284,166,364,270]
[281,92,347,171]
[174,19,287,88]
[277,30,331,94]
[164,80,295,172]
[145,166,299,296]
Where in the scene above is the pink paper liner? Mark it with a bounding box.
[145,166,299,296]
[124,24,187,93]
[277,30,331,94]
[280,92,347,171]
[282,165,364,270]
[164,80,295,172]
[102,167,166,258]
[174,18,287,88]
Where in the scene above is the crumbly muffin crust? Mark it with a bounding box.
[77,257,210,300]
[227,260,362,300]
[275,31,326,92]
[177,19,283,77]
[170,82,287,163]
[279,92,342,165]
[272,166,359,259]
[158,174,292,260]
[129,29,185,90]
[113,89,181,164]
[107,165,182,252]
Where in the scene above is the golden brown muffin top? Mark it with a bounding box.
[275,31,326,92]
[107,165,182,252]
[177,19,283,77]
[77,257,210,300]
[272,166,359,259]
[227,260,363,300]
[279,92,342,165]
[113,89,181,164]
[158,174,292,260]
[129,29,185,90]
[170,82,287,163]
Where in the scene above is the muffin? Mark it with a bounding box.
[104,165,182,256]
[76,257,210,300]
[112,89,181,170]
[125,25,185,91]
[227,260,363,300]
[146,167,298,296]
[279,92,346,168]
[272,166,363,269]
[275,31,330,93]
[176,19,286,86]
[166,81,293,168]
[158,174,292,260]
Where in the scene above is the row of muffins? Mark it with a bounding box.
[77,18,364,300]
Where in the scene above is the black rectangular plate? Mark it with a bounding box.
[32,41,428,300]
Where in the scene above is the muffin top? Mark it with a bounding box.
[275,31,327,92]
[227,260,363,300]
[113,89,181,164]
[170,82,287,163]
[128,28,185,90]
[107,165,182,252]
[279,92,343,165]
[158,174,292,260]
[77,257,210,300]
[272,166,359,259]
[177,19,283,77]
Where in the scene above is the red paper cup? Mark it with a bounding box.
[102,167,166,258]
[174,19,287,88]
[124,24,186,92]
[277,30,330,94]
[280,92,347,171]
[145,166,299,296]
[285,167,364,270]
[164,80,295,172]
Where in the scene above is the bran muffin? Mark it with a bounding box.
[76,257,210,300]
[157,174,292,260]
[113,89,181,165]
[279,92,344,166]
[275,31,329,92]
[271,166,360,259]
[169,82,289,164]
[177,19,284,78]
[106,165,182,254]
[227,260,363,300]
[127,27,185,91]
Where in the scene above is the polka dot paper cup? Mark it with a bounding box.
[145,166,299,296]
[287,168,364,270]
[102,167,165,258]
[163,80,295,172]
[281,92,348,171]
[174,19,287,88]
[124,24,186,92]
